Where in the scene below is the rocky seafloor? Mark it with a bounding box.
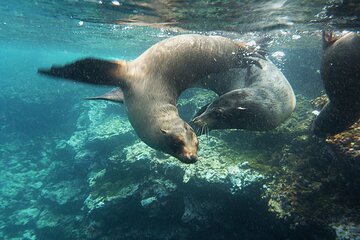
[1,90,359,240]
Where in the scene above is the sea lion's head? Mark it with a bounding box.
[192,90,263,131]
[160,119,199,164]
[192,95,238,131]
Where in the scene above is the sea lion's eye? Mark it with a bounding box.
[160,128,170,135]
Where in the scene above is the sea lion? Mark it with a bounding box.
[38,34,261,163]
[191,57,296,132]
[313,31,360,137]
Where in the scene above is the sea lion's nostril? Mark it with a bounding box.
[180,152,198,164]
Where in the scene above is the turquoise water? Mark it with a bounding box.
[1,1,359,240]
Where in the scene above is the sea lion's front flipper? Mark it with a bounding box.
[313,101,360,137]
[38,58,126,87]
[85,88,124,104]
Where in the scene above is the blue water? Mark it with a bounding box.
[1,1,359,240]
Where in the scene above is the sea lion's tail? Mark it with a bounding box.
[322,31,338,50]
[38,58,128,87]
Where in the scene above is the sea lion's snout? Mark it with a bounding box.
[191,116,205,127]
[179,152,198,164]
[178,132,199,164]
[160,123,199,164]
[191,114,215,135]
[192,114,213,128]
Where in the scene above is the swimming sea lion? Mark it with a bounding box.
[191,57,296,132]
[313,31,360,137]
[38,34,261,163]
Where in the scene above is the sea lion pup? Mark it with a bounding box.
[191,57,296,132]
[38,34,261,163]
[313,31,360,137]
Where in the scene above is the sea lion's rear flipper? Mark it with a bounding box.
[38,58,126,87]
[322,31,339,50]
[85,88,124,104]
[237,49,266,69]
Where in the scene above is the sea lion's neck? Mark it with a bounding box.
[155,103,184,132]
[125,94,179,146]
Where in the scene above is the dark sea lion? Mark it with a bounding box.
[191,57,296,132]
[313,31,360,137]
[38,34,260,163]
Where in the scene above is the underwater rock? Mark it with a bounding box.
[36,209,62,229]
[58,101,135,155]
[181,195,215,225]
[333,223,360,240]
[9,207,40,226]
[3,91,359,239]
[80,129,279,239]
[312,94,360,159]
[140,196,157,207]
[40,180,84,206]
[22,229,37,240]
[123,137,265,193]
[325,121,360,159]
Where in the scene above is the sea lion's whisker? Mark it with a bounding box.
[197,127,201,136]
[205,126,210,139]
[201,126,205,136]
[194,126,200,135]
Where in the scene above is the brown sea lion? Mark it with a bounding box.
[38,34,261,163]
[313,31,360,137]
[191,57,296,132]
